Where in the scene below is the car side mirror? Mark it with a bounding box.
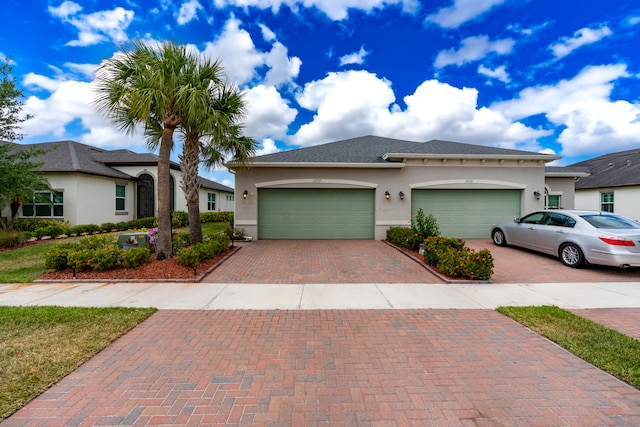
[514,218,521,223]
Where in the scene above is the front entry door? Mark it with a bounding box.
[137,174,155,219]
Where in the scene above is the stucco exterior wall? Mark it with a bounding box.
[39,173,136,226]
[575,187,640,221]
[544,177,578,209]
[233,158,548,240]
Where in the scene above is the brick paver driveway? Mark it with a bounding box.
[6,310,640,426]
[204,240,440,284]
[205,239,640,284]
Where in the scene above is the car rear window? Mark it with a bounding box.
[580,214,640,229]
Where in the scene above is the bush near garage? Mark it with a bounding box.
[424,236,494,281]
[177,233,229,267]
[386,209,441,250]
[386,227,421,250]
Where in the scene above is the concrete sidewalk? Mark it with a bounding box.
[2,280,640,309]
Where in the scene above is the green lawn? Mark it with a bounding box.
[0,306,156,421]
[0,222,230,283]
[497,305,640,390]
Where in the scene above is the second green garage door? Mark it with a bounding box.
[258,188,375,239]
[412,189,521,238]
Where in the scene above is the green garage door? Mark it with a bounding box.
[258,188,375,239]
[412,189,521,238]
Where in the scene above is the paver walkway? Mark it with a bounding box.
[5,310,640,426]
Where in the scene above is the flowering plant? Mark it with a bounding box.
[147,228,158,245]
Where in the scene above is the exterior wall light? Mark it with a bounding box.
[533,191,541,200]
[399,191,405,200]
[243,190,248,199]
[385,191,390,200]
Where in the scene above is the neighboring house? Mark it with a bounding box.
[571,148,640,221]
[229,135,582,240]
[2,140,234,226]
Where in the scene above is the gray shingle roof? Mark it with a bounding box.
[248,135,557,165]
[571,148,640,189]
[5,140,232,192]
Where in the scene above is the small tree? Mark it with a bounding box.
[0,55,45,230]
[411,208,440,241]
[0,143,50,230]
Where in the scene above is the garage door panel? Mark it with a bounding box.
[412,189,520,238]
[259,189,374,239]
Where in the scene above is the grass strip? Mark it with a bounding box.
[497,305,640,390]
[0,306,157,421]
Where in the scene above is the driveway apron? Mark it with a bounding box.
[5,310,640,426]
[204,240,439,284]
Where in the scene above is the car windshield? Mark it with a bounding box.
[580,214,640,229]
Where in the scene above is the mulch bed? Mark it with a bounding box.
[36,248,237,282]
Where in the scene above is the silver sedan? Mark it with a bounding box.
[491,210,640,268]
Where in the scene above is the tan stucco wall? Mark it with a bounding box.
[575,187,640,221]
[233,158,549,240]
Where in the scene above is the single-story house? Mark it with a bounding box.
[571,148,640,222]
[229,135,586,240]
[2,140,234,226]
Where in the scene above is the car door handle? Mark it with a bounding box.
[555,230,565,234]
[528,227,535,230]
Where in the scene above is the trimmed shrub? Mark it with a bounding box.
[14,219,68,232]
[115,221,130,231]
[67,249,95,271]
[0,231,25,248]
[34,225,66,239]
[172,211,189,228]
[91,247,121,271]
[172,232,191,249]
[200,211,233,224]
[100,222,117,232]
[423,236,466,266]
[78,234,118,250]
[386,227,420,250]
[176,246,201,268]
[193,241,215,260]
[437,247,494,281]
[44,243,80,271]
[120,247,151,268]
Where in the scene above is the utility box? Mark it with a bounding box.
[118,233,150,249]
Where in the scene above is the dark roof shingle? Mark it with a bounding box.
[570,149,640,189]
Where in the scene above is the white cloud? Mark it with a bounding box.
[20,73,145,149]
[212,0,419,20]
[426,0,505,28]
[203,18,264,85]
[259,23,276,41]
[177,0,202,25]
[493,64,640,156]
[255,138,280,156]
[49,2,134,47]
[550,25,612,59]
[48,1,82,18]
[290,70,546,148]
[243,85,298,140]
[478,64,510,83]
[434,35,515,68]
[339,46,370,66]
[263,42,302,87]
[63,62,98,79]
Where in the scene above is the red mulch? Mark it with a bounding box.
[37,248,236,281]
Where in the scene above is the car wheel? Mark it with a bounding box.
[492,229,507,246]
[560,243,584,268]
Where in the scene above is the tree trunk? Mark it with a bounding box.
[181,135,203,244]
[156,121,176,259]
[9,199,20,230]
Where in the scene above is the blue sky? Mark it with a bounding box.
[3,0,640,187]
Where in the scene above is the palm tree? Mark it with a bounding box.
[179,82,257,244]
[94,40,202,259]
